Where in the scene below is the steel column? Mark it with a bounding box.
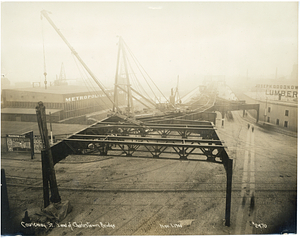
[222,151,233,227]
[41,149,50,208]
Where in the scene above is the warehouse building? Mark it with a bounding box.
[1,85,125,123]
[239,82,298,132]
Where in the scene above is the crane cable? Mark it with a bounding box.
[124,46,160,103]
[123,40,172,106]
[125,52,155,104]
[71,53,110,109]
[41,14,48,89]
[124,42,161,103]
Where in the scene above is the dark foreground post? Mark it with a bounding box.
[29,131,34,159]
[36,101,61,203]
[41,150,50,208]
[1,169,10,235]
[222,151,233,227]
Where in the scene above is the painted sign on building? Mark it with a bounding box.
[65,93,108,102]
[64,91,123,102]
[256,84,298,98]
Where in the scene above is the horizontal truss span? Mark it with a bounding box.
[95,121,213,127]
[71,134,224,144]
[47,115,232,226]
[65,138,225,149]
[88,124,215,130]
[81,124,216,139]
[62,137,226,162]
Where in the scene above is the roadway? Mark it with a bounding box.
[1,110,297,235]
[217,110,297,234]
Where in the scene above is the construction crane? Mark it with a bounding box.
[40,10,118,110]
[113,36,161,114]
[41,10,173,118]
[54,62,67,86]
[59,62,66,81]
[113,36,175,115]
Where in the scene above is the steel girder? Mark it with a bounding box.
[137,112,217,124]
[48,115,233,226]
[209,98,260,122]
[78,123,216,139]
[59,135,225,161]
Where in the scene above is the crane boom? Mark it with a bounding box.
[40,10,117,109]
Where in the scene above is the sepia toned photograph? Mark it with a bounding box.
[1,1,297,236]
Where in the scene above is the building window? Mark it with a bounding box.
[284,121,288,127]
[285,110,289,116]
[267,117,270,123]
[268,107,271,113]
[276,119,279,125]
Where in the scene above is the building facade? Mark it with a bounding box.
[1,85,125,123]
[241,87,297,132]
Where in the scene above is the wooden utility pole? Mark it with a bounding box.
[36,101,61,204]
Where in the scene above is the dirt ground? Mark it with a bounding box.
[1,110,297,235]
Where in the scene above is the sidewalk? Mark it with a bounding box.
[238,112,297,138]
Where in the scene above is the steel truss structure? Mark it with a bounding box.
[46,115,233,226]
[210,99,260,122]
[137,111,218,125]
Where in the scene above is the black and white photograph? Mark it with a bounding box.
[1,1,298,235]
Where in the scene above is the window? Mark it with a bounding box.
[284,121,288,128]
[267,117,270,123]
[268,107,271,113]
[276,119,279,125]
[285,110,289,116]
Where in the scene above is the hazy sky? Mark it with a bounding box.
[1,1,298,91]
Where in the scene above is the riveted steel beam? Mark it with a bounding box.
[47,115,233,227]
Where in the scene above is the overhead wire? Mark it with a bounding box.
[125,52,154,104]
[71,53,111,109]
[41,10,115,112]
[40,14,48,88]
[72,53,99,94]
[123,40,171,105]
[124,44,160,103]
[125,45,161,103]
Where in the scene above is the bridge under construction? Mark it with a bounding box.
[8,9,299,237]
[37,10,262,229]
